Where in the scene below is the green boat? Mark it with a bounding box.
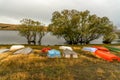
[104,46,120,53]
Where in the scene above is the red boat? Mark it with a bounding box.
[41,47,51,53]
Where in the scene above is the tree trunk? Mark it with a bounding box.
[38,36,42,45]
[27,40,31,44]
[38,41,41,45]
[103,41,111,44]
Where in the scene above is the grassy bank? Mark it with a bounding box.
[0,45,120,80]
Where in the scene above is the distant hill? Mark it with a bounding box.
[0,23,19,30]
[0,23,47,31]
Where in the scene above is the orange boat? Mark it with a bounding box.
[93,46,109,51]
[94,50,120,62]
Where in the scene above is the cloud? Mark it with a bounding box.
[0,16,19,24]
[0,0,120,26]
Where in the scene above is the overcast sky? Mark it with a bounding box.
[0,0,120,27]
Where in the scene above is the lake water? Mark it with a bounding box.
[0,30,118,45]
[0,31,66,45]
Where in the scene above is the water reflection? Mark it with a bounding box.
[0,30,119,45]
[0,31,65,45]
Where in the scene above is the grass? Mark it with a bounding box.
[0,23,19,30]
[0,45,120,80]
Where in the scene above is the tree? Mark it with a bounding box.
[18,18,45,45]
[102,25,118,44]
[103,32,118,44]
[49,9,115,44]
[36,25,45,45]
[114,30,120,40]
[18,19,33,44]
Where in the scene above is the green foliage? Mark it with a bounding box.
[103,32,118,44]
[115,30,120,40]
[49,9,115,44]
[18,18,45,45]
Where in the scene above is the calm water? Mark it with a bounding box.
[0,30,117,45]
[0,31,65,45]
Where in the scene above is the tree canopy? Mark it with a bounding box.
[49,9,116,44]
[18,18,45,45]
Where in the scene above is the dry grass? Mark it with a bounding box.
[0,23,19,30]
[0,23,48,31]
[0,45,120,80]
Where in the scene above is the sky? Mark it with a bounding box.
[0,0,120,27]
